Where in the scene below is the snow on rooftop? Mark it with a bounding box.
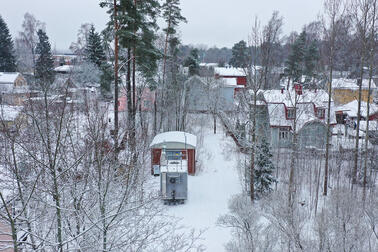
[0,105,23,121]
[221,78,238,86]
[199,63,218,67]
[150,131,197,148]
[263,89,336,131]
[214,67,246,77]
[261,89,331,108]
[54,65,74,73]
[335,100,378,118]
[0,72,20,84]
[333,78,377,90]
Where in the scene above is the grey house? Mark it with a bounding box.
[259,88,335,149]
[185,75,237,112]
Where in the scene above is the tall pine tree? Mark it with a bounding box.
[0,15,17,72]
[254,138,276,197]
[161,0,187,82]
[35,29,55,85]
[229,40,250,68]
[85,25,106,67]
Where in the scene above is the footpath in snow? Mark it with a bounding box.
[154,117,242,251]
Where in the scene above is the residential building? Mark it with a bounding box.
[331,78,377,105]
[259,86,335,149]
[0,72,30,105]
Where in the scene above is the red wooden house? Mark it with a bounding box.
[150,131,197,175]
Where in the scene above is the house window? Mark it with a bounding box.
[336,113,347,124]
[287,108,295,119]
[317,108,325,119]
[279,127,290,140]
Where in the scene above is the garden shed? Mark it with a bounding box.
[150,131,197,175]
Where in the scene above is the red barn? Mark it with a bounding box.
[150,131,197,175]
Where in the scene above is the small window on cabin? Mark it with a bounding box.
[287,108,295,119]
[317,108,325,119]
[279,127,290,140]
[166,151,182,160]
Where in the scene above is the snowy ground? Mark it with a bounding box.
[152,116,242,251]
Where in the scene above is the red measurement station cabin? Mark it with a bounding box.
[150,131,197,175]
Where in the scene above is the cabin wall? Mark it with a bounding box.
[151,148,161,174]
[187,149,195,175]
[151,148,196,175]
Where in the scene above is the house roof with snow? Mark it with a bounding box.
[0,105,23,122]
[150,131,197,149]
[261,89,331,108]
[54,65,74,73]
[199,63,218,68]
[332,78,377,90]
[0,72,21,84]
[335,100,378,118]
[214,67,246,77]
[260,89,335,131]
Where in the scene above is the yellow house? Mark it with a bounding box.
[331,78,376,105]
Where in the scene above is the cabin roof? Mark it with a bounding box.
[150,131,197,149]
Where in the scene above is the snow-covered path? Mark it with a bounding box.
[155,119,242,251]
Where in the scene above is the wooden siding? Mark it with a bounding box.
[333,89,374,105]
[187,149,195,175]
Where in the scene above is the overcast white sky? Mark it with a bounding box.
[1,0,324,51]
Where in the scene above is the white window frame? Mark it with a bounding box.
[279,127,290,140]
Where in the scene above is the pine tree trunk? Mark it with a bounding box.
[113,0,119,154]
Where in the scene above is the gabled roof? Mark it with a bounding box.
[261,89,331,108]
[335,100,378,118]
[261,89,335,132]
[150,131,197,149]
[214,67,246,77]
[0,105,23,121]
[0,72,21,84]
[333,78,377,90]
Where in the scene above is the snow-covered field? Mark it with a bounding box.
[152,116,242,251]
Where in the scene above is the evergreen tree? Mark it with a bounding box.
[254,138,276,197]
[229,40,250,68]
[85,25,106,67]
[35,29,55,85]
[284,31,306,83]
[184,48,199,76]
[85,25,111,92]
[304,40,319,80]
[161,0,187,82]
[0,15,17,72]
